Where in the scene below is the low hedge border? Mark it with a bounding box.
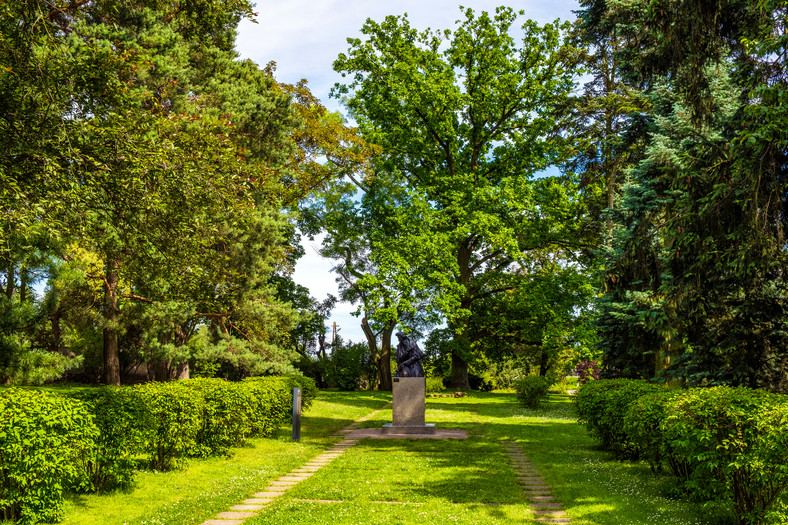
[575,379,788,525]
[0,374,316,524]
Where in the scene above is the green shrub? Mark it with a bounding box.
[662,387,785,524]
[426,377,444,393]
[131,382,203,471]
[514,376,550,408]
[624,390,687,478]
[325,342,369,390]
[179,378,257,458]
[0,388,98,524]
[241,376,302,437]
[71,387,151,491]
[278,374,318,412]
[575,379,663,458]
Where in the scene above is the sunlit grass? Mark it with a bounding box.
[58,391,391,525]
[55,388,737,525]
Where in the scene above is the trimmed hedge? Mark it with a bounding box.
[0,388,98,524]
[514,376,550,409]
[71,387,151,491]
[575,380,788,525]
[0,373,318,524]
[575,378,663,458]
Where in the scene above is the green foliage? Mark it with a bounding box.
[425,377,445,393]
[0,388,98,524]
[577,381,788,524]
[324,342,369,391]
[661,387,786,523]
[179,379,257,458]
[70,387,151,492]
[623,390,686,478]
[332,7,586,388]
[582,0,788,392]
[131,382,203,471]
[574,378,663,458]
[514,376,550,409]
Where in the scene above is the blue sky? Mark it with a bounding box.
[235,0,581,344]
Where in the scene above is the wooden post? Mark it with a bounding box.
[292,387,302,442]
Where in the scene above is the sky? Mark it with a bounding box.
[234,0,581,344]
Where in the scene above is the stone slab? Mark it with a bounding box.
[244,498,273,504]
[216,511,257,519]
[392,376,426,426]
[202,520,245,525]
[279,476,309,482]
[231,504,264,511]
[254,491,284,498]
[381,423,436,435]
[347,427,467,440]
[531,502,563,509]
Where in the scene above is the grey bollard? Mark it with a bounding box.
[292,387,302,442]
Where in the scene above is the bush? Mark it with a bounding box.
[575,379,663,458]
[661,387,785,524]
[468,373,493,392]
[242,375,316,437]
[623,389,687,478]
[514,376,550,408]
[178,378,258,458]
[71,387,151,491]
[131,381,203,471]
[0,388,98,524]
[426,377,444,393]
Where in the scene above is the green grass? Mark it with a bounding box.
[53,389,737,525]
[58,390,391,525]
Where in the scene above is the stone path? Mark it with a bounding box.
[502,441,572,524]
[200,402,391,525]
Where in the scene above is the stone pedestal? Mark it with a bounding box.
[382,376,436,435]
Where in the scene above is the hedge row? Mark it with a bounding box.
[0,375,316,524]
[575,379,788,525]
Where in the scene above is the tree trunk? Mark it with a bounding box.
[173,324,190,380]
[361,317,394,391]
[50,308,62,354]
[102,258,121,386]
[450,352,470,389]
[379,321,395,391]
[539,348,550,377]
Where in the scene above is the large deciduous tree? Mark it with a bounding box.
[332,7,581,387]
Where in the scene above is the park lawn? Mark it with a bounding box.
[55,389,738,525]
[57,390,391,525]
[244,392,735,525]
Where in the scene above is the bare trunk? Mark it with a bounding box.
[50,308,62,354]
[103,258,121,386]
[450,350,470,389]
[379,321,395,391]
[539,348,550,377]
[173,324,190,380]
[449,242,472,389]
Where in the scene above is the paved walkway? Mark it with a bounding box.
[201,403,572,524]
[503,441,572,524]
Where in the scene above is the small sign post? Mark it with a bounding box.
[292,387,302,442]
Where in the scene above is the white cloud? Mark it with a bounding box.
[237,0,580,111]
